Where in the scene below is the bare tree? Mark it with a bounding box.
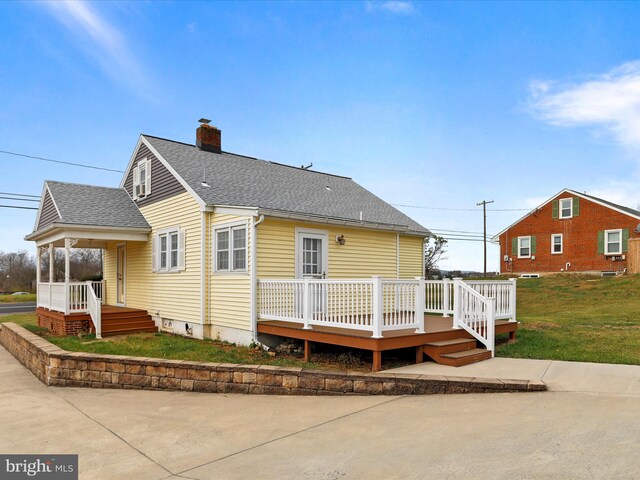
[0,251,36,292]
[424,235,447,278]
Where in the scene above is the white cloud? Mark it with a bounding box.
[42,1,154,100]
[187,22,197,33]
[529,61,640,149]
[366,1,416,15]
[586,180,640,213]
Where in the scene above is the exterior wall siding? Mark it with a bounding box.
[209,213,252,332]
[123,142,187,207]
[103,192,202,324]
[37,189,60,230]
[399,235,424,278]
[499,193,640,274]
[256,218,425,279]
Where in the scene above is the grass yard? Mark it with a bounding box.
[496,274,640,365]
[0,294,36,303]
[0,313,400,372]
[2,275,638,369]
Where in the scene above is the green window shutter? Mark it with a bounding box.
[552,200,559,219]
[573,197,580,217]
[597,231,604,254]
[531,236,537,255]
[622,228,630,253]
[511,237,517,256]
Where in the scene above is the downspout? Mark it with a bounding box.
[200,210,207,329]
[422,236,428,278]
[396,234,400,279]
[250,214,265,341]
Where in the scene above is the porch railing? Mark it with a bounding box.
[258,276,516,352]
[86,281,102,339]
[454,280,496,355]
[37,281,105,315]
[258,277,425,338]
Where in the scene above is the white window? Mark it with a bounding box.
[559,198,572,219]
[518,236,531,258]
[152,227,185,273]
[551,234,563,254]
[605,229,622,255]
[214,224,247,272]
[133,158,151,200]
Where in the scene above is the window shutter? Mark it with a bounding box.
[531,236,537,255]
[552,200,559,219]
[132,165,140,200]
[151,234,158,272]
[597,231,604,254]
[145,159,151,196]
[177,229,186,271]
[573,197,580,217]
[511,237,517,256]
[622,228,630,253]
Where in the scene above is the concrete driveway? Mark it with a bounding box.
[1,345,639,480]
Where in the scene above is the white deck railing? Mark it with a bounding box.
[37,281,105,315]
[454,281,496,355]
[259,277,425,338]
[258,276,516,352]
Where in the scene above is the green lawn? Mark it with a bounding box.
[0,294,36,303]
[3,275,639,368]
[496,274,640,365]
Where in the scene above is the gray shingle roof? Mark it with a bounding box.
[41,181,150,230]
[144,135,429,235]
[570,189,640,218]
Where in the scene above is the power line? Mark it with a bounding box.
[0,149,124,173]
[393,203,530,212]
[0,205,38,210]
[0,196,39,202]
[0,192,40,198]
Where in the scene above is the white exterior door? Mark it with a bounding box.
[296,230,328,317]
[116,244,126,305]
[296,231,328,279]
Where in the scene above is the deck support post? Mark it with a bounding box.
[372,350,382,372]
[304,339,311,362]
[442,278,451,317]
[415,345,424,364]
[414,277,426,333]
[371,276,383,338]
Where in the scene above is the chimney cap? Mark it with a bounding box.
[198,118,211,125]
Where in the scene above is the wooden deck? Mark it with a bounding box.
[257,315,518,371]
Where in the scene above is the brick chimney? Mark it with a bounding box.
[196,119,221,153]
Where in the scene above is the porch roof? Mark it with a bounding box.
[26,181,151,247]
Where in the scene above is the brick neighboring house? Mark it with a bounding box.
[492,189,640,275]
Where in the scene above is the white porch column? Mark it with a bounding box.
[442,278,451,317]
[452,277,463,329]
[371,276,383,338]
[414,276,426,334]
[35,247,41,285]
[48,243,54,283]
[64,238,71,283]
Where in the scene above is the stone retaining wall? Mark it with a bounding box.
[0,323,546,395]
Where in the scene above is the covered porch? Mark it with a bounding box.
[28,227,150,339]
[257,277,518,371]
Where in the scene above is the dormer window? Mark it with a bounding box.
[133,158,151,200]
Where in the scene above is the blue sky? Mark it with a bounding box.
[2,1,640,272]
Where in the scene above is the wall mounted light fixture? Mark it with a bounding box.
[336,234,346,245]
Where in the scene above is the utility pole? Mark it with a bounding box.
[477,200,494,277]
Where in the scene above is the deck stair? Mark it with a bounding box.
[423,338,491,367]
[97,307,157,337]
